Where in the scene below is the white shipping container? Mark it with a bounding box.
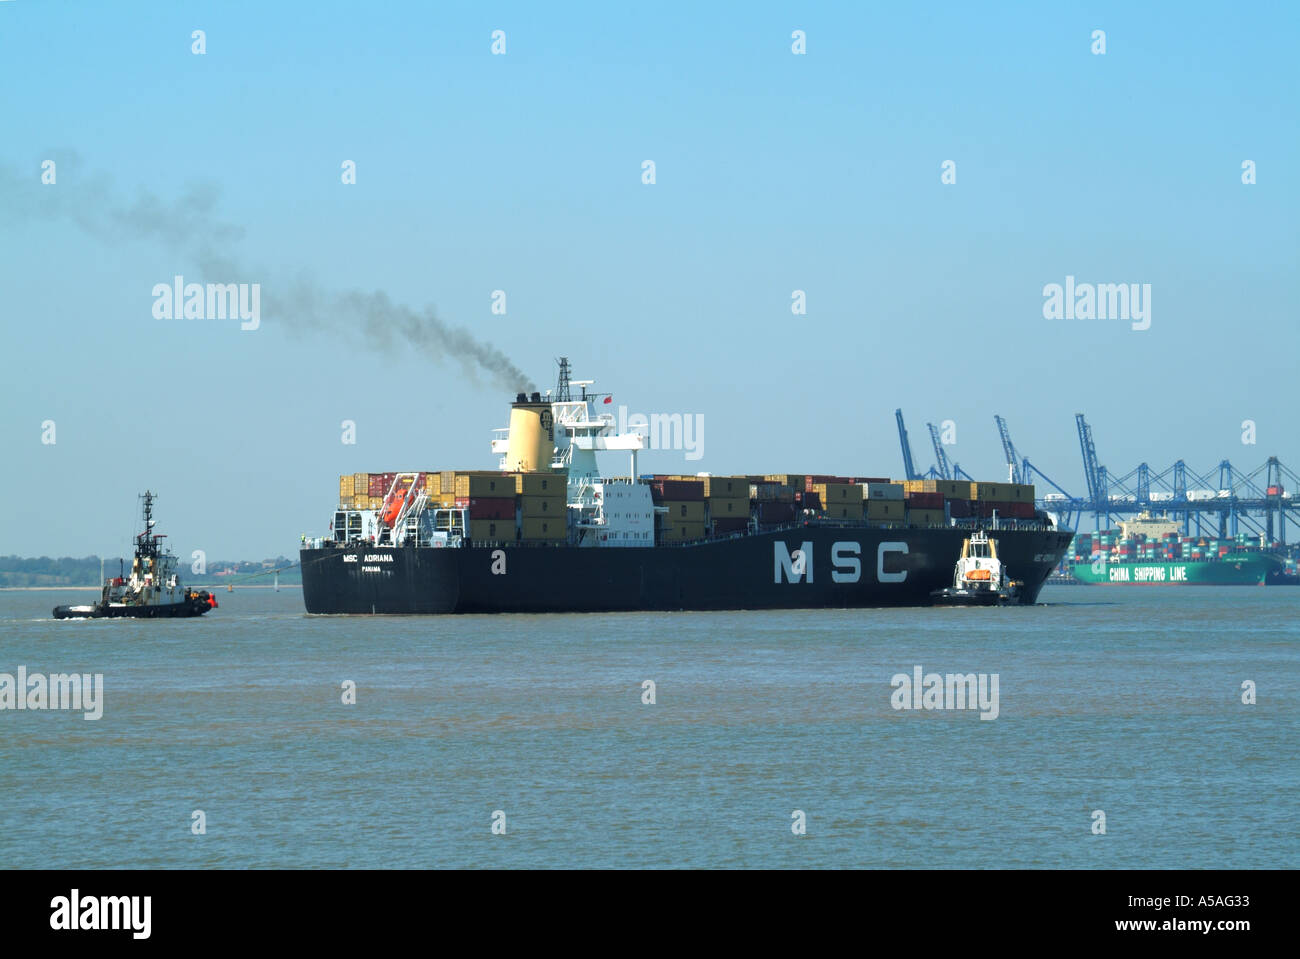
[863,482,904,500]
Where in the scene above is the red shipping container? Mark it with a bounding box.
[368,473,396,497]
[713,517,749,533]
[947,498,971,517]
[468,496,515,520]
[906,491,943,508]
[650,479,704,501]
[757,501,795,524]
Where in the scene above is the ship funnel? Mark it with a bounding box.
[505,397,555,472]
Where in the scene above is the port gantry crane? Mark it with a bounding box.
[897,409,1298,547]
[1072,414,1299,544]
[1075,413,1111,530]
[894,409,974,482]
[925,422,973,482]
[894,409,920,482]
[993,415,1084,532]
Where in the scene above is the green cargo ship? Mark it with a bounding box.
[1070,553,1281,585]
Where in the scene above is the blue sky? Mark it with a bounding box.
[1,1,1297,558]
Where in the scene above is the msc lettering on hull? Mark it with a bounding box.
[774,541,908,584]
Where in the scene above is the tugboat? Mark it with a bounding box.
[52,492,217,619]
[930,530,1021,606]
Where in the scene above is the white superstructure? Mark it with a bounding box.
[489,358,654,547]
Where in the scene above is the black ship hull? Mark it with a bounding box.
[300,524,1074,614]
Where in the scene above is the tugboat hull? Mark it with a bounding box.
[53,598,214,619]
[929,587,1018,607]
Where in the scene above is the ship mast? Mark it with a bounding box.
[136,490,161,563]
[556,356,572,402]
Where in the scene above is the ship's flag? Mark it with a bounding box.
[603,395,612,404]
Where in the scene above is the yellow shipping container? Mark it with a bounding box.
[707,496,749,517]
[353,473,369,494]
[866,499,905,520]
[516,472,565,496]
[975,482,1018,501]
[660,500,705,524]
[763,474,802,487]
[520,517,565,540]
[933,480,968,499]
[702,476,747,497]
[453,473,516,498]
[1007,483,1035,504]
[520,495,565,518]
[367,496,383,510]
[903,479,936,494]
[660,522,706,542]
[813,482,857,504]
[352,494,369,510]
[907,508,946,526]
[339,475,354,498]
[470,519,514,542]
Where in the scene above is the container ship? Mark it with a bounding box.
[1067,512,1290,585]
[299,360,1073,614]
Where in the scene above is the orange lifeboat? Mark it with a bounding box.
[383,484,414,526]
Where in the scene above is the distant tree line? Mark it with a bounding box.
[0,556,300,587]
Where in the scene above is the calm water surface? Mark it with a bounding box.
[0,585,1295,868]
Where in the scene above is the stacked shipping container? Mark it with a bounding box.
[340,468,1040,547]
[339,470,568,542]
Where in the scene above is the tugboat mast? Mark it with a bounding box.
[137,490,161,562]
